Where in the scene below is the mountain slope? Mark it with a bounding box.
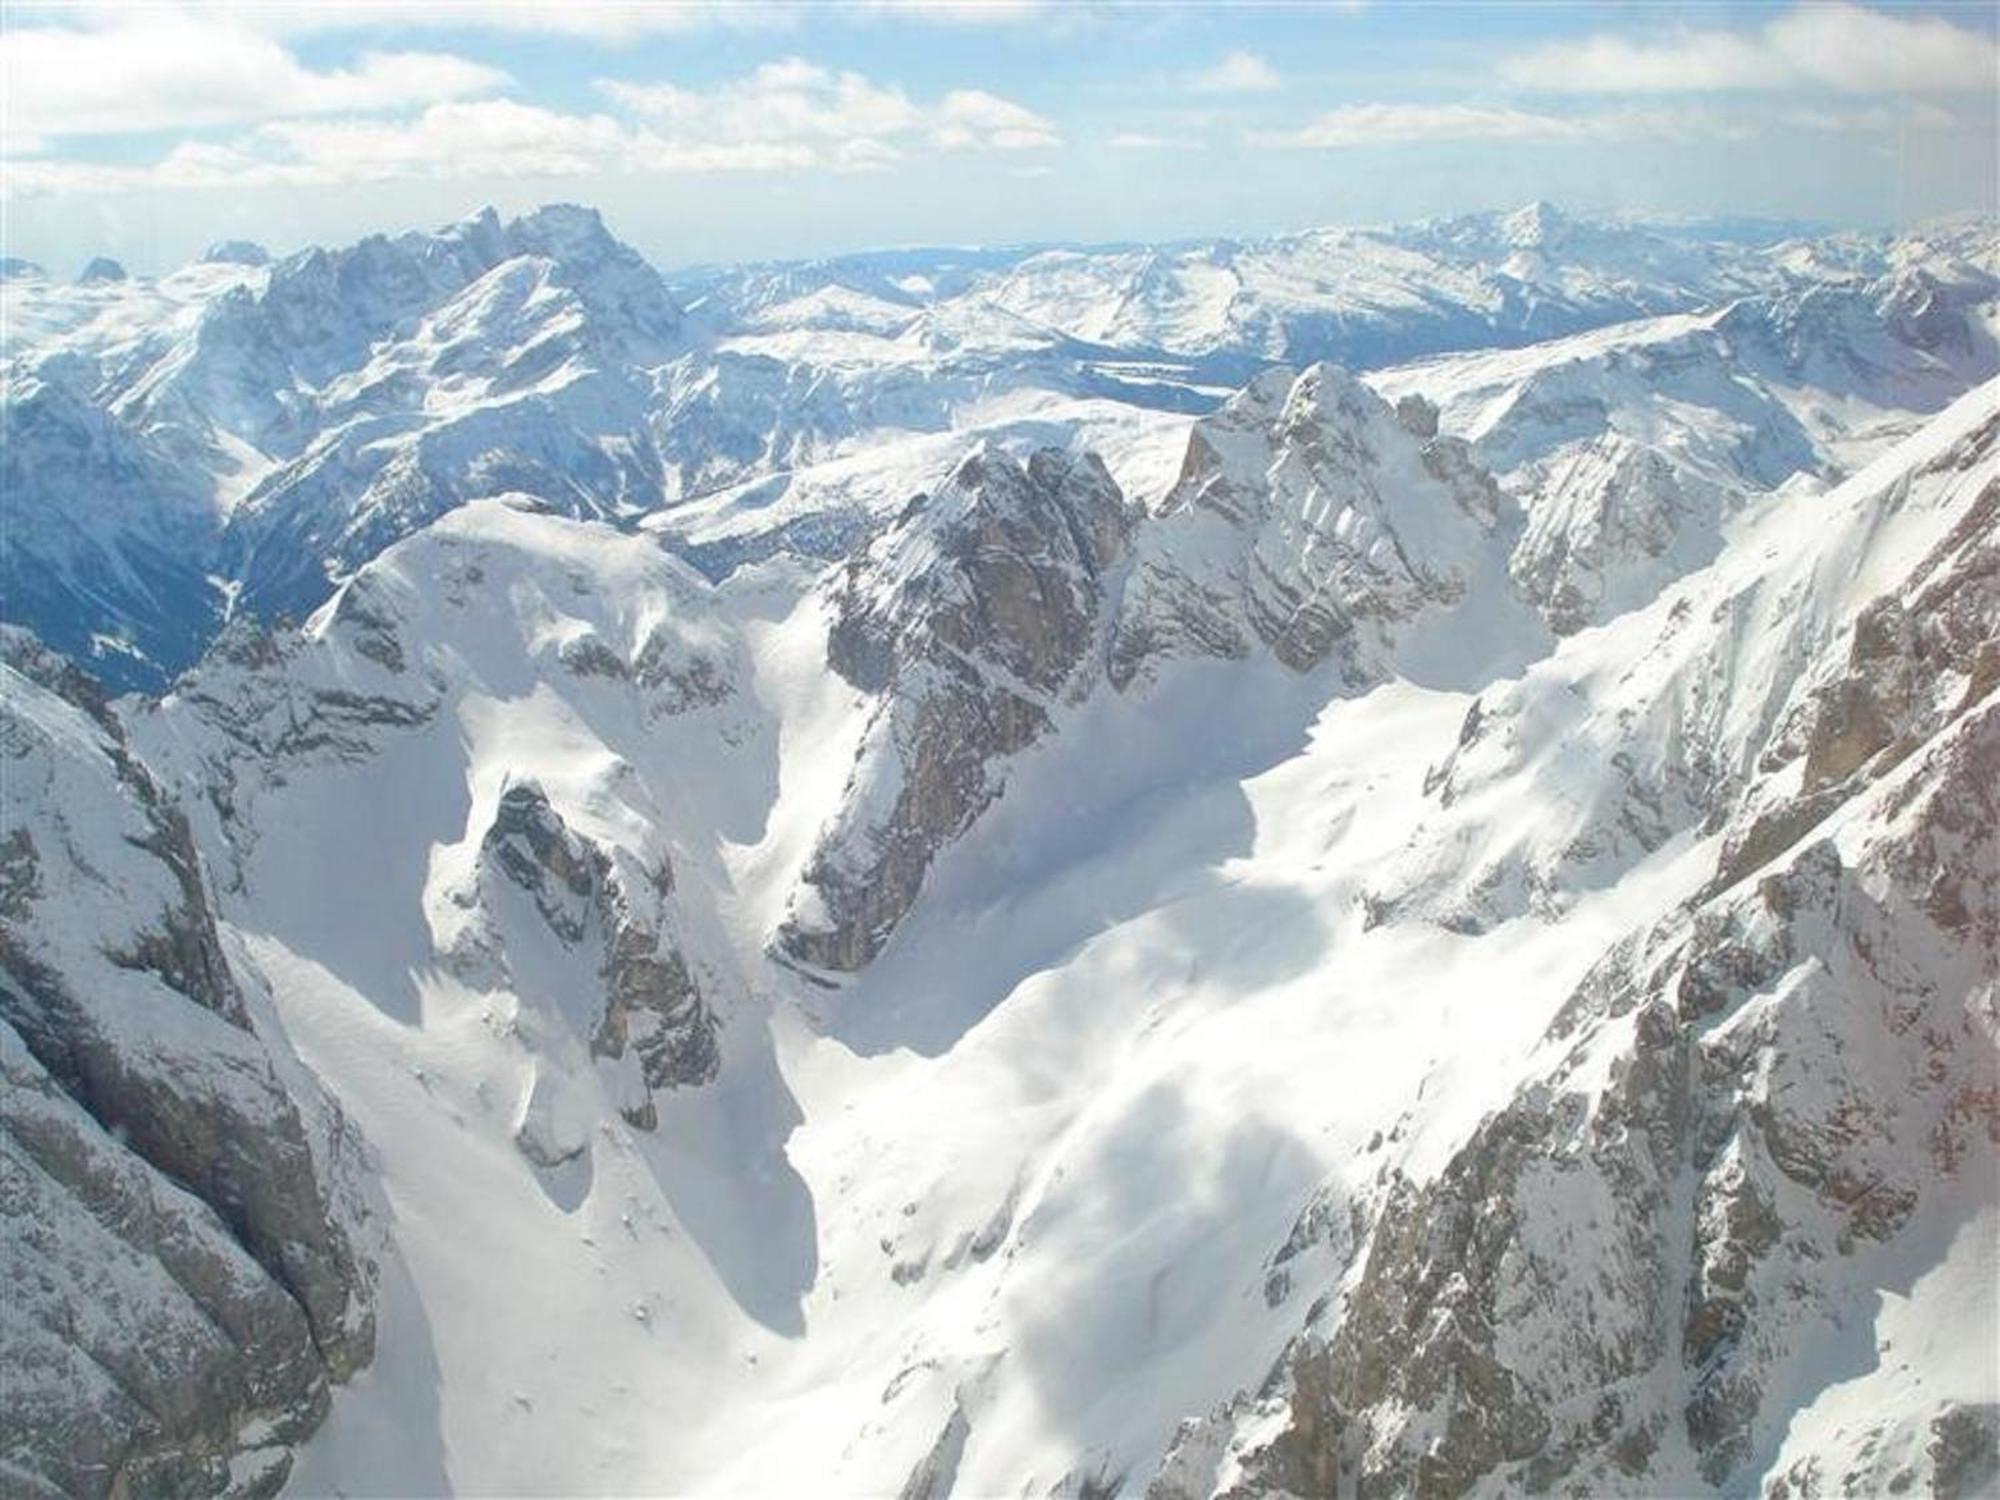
[1371,241,1999,636]
[1166,377,2000,1500]
[3,209,1997,1498]
[0,629,376,1499]
[64,365,1990,1497]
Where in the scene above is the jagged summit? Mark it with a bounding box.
[778,441,1134,970]
[1501,198,1570,248]
[1113,360,1516,685]
[202,239,270,267]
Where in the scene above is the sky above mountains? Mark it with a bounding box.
[2,1,1995,275]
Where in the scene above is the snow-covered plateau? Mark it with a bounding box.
[2,202,1996,1499]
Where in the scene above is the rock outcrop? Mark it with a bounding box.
[1226,691,1997,1497]
[777,446,1135,970]
[1366,387,2000,937]
[138,500,749,1163]
[468,780,718,1131]
[1144,384,2000,1500]
[0,630,376,1499]
[1111,364,1507,687]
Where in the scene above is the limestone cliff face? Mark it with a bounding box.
[469,780,718,1134]
[1111,364,1506,688]
[1214,698,1997,1500]
[1734,418,2000,880]
[777,372,1518,973]
[777,446,1135,971]
[1508,436,1710,636]
[0,630,376,1500]
[142,502,748,1159]
[1143,392,2000,1500]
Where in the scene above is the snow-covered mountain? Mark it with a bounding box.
[1371,233,2000,636]
[5,207,1200,689]
[3,204,1997,1499]
[7,203,1993,692]
[687,204,1810,373]
[0,628,376,1497]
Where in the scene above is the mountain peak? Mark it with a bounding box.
[202,239,270,267]
[1503,199,1570,248]
[505,202,620,261]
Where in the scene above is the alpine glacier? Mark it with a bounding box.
[1,202,1996,1500]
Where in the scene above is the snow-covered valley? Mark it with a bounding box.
[2,202,1997,1499]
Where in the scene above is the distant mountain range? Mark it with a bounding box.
[6,201,1992,689]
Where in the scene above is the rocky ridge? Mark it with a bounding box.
[9,205,1987,690]
[1142,383,2000,1500]
[778,446,1135,971]
[0,629,376,1499]
[137,498,751,1163]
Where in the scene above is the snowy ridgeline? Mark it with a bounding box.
[3,201,1995,687]
[1,205,1998,1500]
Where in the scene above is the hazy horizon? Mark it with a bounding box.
[0,191,1921,283]
[4,0,1996,277]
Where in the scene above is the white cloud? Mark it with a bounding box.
[1190,49,1282,94]
[3,58,1058,196]
[605,61,922,145]
[1249,103,1593,148]
[1244,94,1984,152]
[849,0,1052,24]
[1104,133,1192,153]
[250,2,768,41]
[1,100,824,195]
[933,89,1061,150]
[1766,4,2000,94]
[55,0,1045,39]
[261,102,652,182]
[1499,2,2000,95]
[1780,100,1968,134]
[1499,31,1776,94]
[605,63,1057,156]
[0,16,505,139]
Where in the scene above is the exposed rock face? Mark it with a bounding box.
[899,1401,972,1500]
[1795,432,1999,794]
[471,780,718,1129]
[1365,392,2000,938]
[1231,692,1998,1498]
[0,372,225,689]
[1368,243,1999,642]
[775,373,1524,972]
[217,223,685,621]
[1145,387,2000,1500]
[2,206,695,677]
[777,446,1135,970]
[4,216,1995,1500]
[1509,436,1708,635]
[0,630,375,1499]
[139,502,746,1142]
[1110,364,1506,687]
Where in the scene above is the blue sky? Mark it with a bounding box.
[2,2,1995,274]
